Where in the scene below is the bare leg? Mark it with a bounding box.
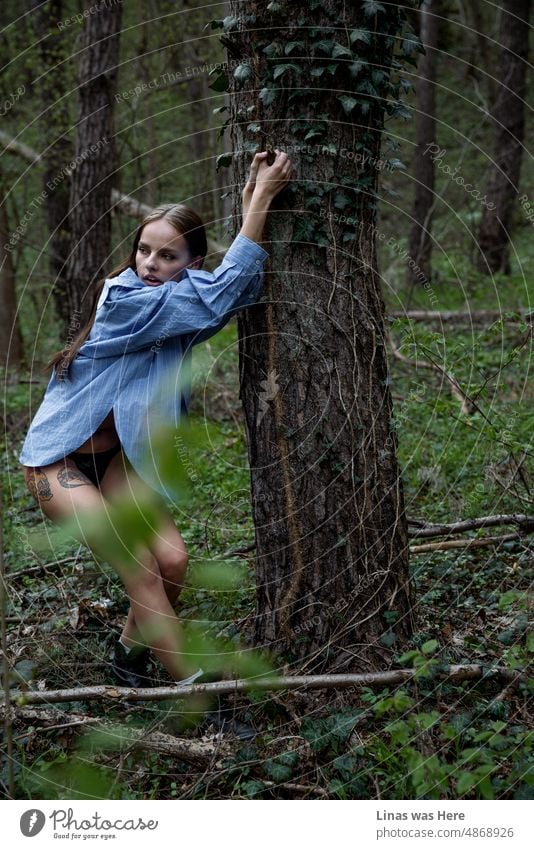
[98,452,190,652]
[22,459,194,681]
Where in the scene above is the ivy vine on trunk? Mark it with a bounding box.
[212,0,421,672]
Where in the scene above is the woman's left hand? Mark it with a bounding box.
[242,151,270,214]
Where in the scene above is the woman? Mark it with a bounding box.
[19,149,294,688]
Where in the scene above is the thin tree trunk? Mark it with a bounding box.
[476,0,531,275]
[227,1,414,673]
[64,3,122,324]
[31,0,73,332]
[407,0,441,289]
[0,192,23,369]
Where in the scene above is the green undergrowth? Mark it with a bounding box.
[2,248,533,799]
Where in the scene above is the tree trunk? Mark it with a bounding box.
[0,188,23,369]
[30,0,74,333]
[64,3,122,324]
[407,0,441,289]
[476,0,531,275]
[227,1,414,673]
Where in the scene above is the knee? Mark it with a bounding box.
[157,547,189,588]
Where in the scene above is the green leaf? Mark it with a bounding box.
[216,152,233,170]
[264,760,293,782]
[222,15,239,31]
[337,95,359,114]
[456,771,476,795]
[313,39,335,55]
[208,70,229,92]
[421,639,439,655]
[259,87,276,106]
[363,1,386,16]
[349,29,371,45]
[273,63,300,80]
[284,40,305,55]
[402,32,424,56]
[331,42,352,59]
[233,63,253,82]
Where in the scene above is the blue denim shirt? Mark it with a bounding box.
[19,233,269,500]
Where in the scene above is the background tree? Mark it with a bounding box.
[223,0,418,673]
[0,172,23,369]
[30,0,74,332]
[64,1,122,324]
[476,0,531,275]
[407,0,442,292]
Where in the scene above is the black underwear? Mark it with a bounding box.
[68,443,122,488]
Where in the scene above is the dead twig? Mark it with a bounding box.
[408,513,534,538]
[410,533,522,554]
[0,704,233,765]
[3,665,526,706]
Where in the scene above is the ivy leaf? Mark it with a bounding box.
[263,42,281,57]
[293,218,316,242]
[348,60,366,77]
[208,69,229,92]
[387,102,412,120]
[233,63,253,83]
[304,128,323,141]
[362,0,386,15]
[246,123,262,133]
[350,28,371,45]
[284,40,305,55]
[273,63,300,80]
[337,95,358,114]
[216,152,233,170]
[259,87,276,106]
[310,66,325,77]
[222,15,239,31]
[313,39,335,55]
[331,42,352,59]
[402,32,425,56]
[386,158,407,171]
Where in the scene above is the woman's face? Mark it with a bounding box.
[135,219,203,286]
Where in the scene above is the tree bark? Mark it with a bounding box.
[0,184,23,369]
[31,0,74,332]
[407,0,441,289]
[64,2,122,324]
[227,1,414,673]
[476,0,531,275]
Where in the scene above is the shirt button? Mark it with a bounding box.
[255,259,260,265]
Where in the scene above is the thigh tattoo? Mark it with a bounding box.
[27,467,53,502]
[57,466,92,488]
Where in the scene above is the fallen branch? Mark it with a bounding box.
[388,333,475,414]
[0,130,225,257]
[3,665,526,706]
[410,533,522,554]
[408,513,534,538]
[6,555,82,580]
[0,705,233,765]
[388,309,530,324]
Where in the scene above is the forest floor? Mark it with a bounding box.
[2,238,533,800]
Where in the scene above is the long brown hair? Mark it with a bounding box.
[47,204,207,380]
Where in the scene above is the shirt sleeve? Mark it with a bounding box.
[82,234,269,357]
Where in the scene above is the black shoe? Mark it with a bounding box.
[110,638,156,688]
[200,696,257,741]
